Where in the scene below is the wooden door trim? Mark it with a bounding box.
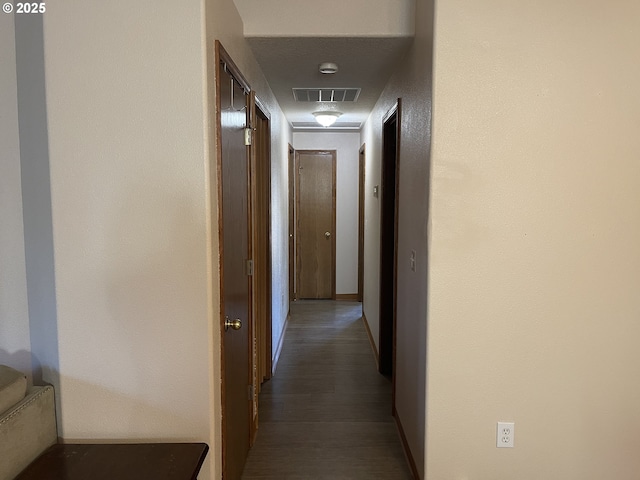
[214,40,227,479]
[247,90,257,446]
[358,144,366,303]
[247,93,272,442]
[250,95,272,382]
[255,98,272,382]
[294,150,337,300]
[391,100,401,415]
[215,40,253,480]
[288,144,295,303]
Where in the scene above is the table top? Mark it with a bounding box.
[15,443,209,480]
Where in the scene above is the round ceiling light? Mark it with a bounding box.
[319,62,339,74]
[313,111,342,127]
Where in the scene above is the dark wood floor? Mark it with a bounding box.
[241,300,412,479]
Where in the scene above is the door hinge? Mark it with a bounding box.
[248,384,254,401]
[246,259,254,276]
[244,128,252,146]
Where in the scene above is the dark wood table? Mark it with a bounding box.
[15,443,208,480]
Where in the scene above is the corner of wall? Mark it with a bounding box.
[0,12,32,382]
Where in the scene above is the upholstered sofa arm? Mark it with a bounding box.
[0,385,57,480]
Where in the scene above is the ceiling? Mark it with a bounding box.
[246,36,413,131]
[233,0,416,131]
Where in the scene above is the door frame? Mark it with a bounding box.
[294,150,337,300]
[215,41,254,480]
[358,144,366,303]
[378,101,401,385]
[288,144,295,303]
[249,93,272,439]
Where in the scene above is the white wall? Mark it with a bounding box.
[0,14,32,380]
[428,0,640,478]
[360,0,434,476]
[293,132,360,295]
[269,129,292,352]
[42,2,213,478]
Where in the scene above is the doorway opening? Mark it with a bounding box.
[378,101,401,379]
[358,144,366,303]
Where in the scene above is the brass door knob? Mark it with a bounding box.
[325,231,331,238]
[224,317,242,331]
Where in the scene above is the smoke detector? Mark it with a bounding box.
[319,62,339,74]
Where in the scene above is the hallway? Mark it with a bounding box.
[241,301,412,479]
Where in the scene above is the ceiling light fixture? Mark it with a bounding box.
[319,62,339,74]
[313,111,342,127]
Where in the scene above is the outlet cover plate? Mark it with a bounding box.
[497,422,514,448]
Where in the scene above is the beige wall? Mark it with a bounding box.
[428,0,640,478]
[361,1,434,476]
[293,131,360,295]
[42,0,214,477]
[234,0,415,37]
[37,1,291,479]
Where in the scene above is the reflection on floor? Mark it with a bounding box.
[241,300,412,479]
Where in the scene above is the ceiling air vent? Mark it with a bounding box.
[293,88,361,102]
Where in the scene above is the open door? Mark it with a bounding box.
[358,145,366,303]
[217,42,252,480]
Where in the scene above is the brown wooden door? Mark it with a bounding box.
[295,150,336,299]
[219,52,251,480]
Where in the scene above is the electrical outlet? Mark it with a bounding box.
[497,422,514,448]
